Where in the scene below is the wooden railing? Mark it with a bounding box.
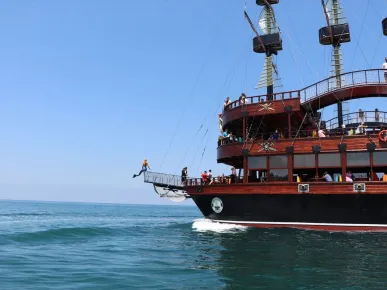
[224,91,300,111]
[186,177,242,186]
[224,69,387,111]
[218,125,387,145]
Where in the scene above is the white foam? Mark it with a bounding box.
[192,218,247,233]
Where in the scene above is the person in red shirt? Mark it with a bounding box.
[201,171,208,184]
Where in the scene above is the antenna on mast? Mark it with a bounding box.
[319,0,351,128]
[244,0,282,100]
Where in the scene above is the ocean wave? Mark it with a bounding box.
[5,226,118,243]
[0,213,52,217]
[192,218,247,233]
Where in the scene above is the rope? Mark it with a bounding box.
[291,113,308,147]
[242,102,265,148]
[285,15,321,79]
[369,1,387,67]
[159,10,226,171]
[189,37,253,174]
[174,123,204,174]
[282,31,305,87]
[195,128,212,176]
[349,0,371,71]
[173,49,245,172]
[186,43,249,174]
[321,0,334,45]
[283,16,324,123]
[248,110,269,152]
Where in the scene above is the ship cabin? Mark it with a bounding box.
[186,69,387,189]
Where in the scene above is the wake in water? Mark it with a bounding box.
[192,218,247,233]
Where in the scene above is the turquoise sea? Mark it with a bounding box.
[1,200,387,289]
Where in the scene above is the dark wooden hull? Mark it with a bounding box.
[189,191,387,231]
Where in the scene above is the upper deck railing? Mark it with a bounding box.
[224,69,387,111]
[325,110,387,130]
[300,69,385,103]
[225,90,300,111]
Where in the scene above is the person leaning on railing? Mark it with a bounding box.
[239,93,248,105]
[382,57,387,82]
[223,97,231,111]
[318,129,326,138]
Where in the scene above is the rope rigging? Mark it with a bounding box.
[349,0,371,71]
[185,45,248,168]
[165,40,251,183]
[158,9,227,171]
[291,113,308,147]
[248,109,270,151]
[367,1,387,67]
[161,18,252,183]
[195,127,212,176]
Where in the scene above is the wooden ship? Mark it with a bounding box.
[144,0,387,231]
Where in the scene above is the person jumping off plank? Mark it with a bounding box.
[133,159,151,178]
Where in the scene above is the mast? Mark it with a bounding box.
[331,0,343,88]
[319,0,351,127]
[249,0,282,100]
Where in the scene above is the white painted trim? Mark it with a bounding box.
[212,219,387,228]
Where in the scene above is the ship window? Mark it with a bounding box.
[347,152,370,167]
[270,169,288,181]
[248,156,267,169]
[294,154,315,168]
[269,155,288,168]
[318,153,341,167]
[373,151,387,166]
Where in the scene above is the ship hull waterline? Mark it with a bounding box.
[189,193,387,232]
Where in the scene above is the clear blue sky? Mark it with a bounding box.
[0,0,386,204]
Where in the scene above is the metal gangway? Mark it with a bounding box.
[144,172,189,202]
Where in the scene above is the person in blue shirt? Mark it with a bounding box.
[222,129,229,144]
[323,171,333,182]
[272,130,279,140]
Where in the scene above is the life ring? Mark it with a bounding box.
[379,130,387,142]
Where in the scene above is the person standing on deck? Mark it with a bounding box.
[239,93,247,105]
[229,167,237,184]
[375,108,380,122]
[181,167,188,185]
[201,171,208,184]
[208,169,213,184]
[223,97,231,111]
[133,159,151,178]
[218,113,223,135]
[382,57,387,82]
[358,109,364,123]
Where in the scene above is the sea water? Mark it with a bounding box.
[1,200,387,289]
